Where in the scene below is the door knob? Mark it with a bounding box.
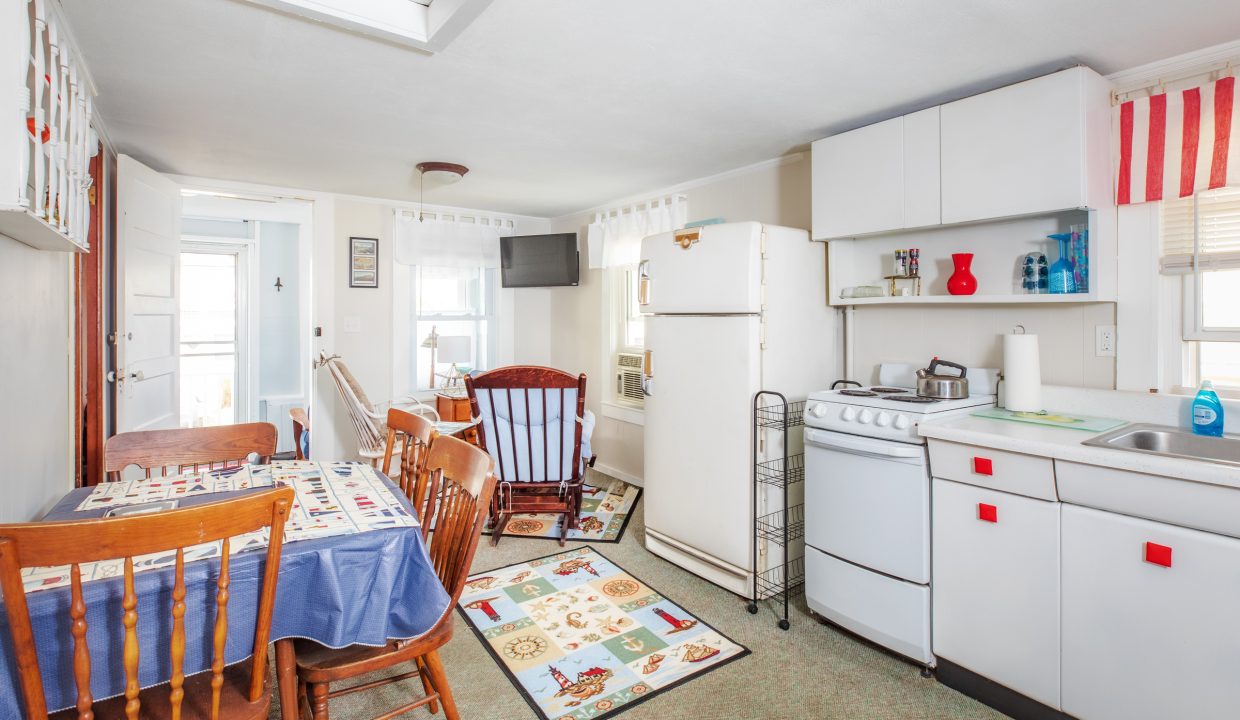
[129,370,145,381]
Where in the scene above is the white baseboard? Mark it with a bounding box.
[591,462,643,488]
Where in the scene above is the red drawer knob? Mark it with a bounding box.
[1145,542,1172,568]
[978,503,998,523]
[973,457,993,475]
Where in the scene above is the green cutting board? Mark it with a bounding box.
[970,407,1128,433]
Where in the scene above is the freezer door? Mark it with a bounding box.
[643,314,761,574]
[639,221,762,314]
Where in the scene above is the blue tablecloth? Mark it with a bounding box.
[0,472,451,714]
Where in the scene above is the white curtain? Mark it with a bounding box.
[585,195,688,269]
[394,212,514,268]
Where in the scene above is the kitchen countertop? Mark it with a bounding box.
[918,414,1240,490]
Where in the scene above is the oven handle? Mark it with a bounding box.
[805,428,926,459]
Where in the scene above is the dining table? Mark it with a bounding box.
[0,460,451,718]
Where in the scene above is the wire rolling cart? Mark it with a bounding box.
[748,390,805,630]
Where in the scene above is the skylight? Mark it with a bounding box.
[242,0,491,53]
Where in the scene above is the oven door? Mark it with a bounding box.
[804,427,930,584]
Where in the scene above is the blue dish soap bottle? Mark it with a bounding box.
[1191,381,1225,437]
[1047,233,1077,294]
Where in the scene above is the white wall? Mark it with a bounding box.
[0,236,74,521]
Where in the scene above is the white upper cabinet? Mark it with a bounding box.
[812,108,942,240]
[812,116,905,239]
[902,107,941,228]
[940,66,1111,224]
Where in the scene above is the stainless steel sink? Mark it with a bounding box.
[1083,423,1240,466]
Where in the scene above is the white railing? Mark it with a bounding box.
[2,0,95,250]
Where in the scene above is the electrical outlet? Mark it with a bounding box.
[1095,325,1116,357]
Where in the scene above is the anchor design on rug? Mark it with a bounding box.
[549,665,613,706]
[654,607,699,634]
[463,597,502,622]
[622,635,645,652]
[554,558,600,577]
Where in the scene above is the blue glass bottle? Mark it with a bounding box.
[1048,233,1076,294]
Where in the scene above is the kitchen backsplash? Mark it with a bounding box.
[851,303,1116,389]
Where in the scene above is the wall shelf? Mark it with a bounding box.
[0,206,88,252]
[827,208,1116,307]
[839,293,1103,306]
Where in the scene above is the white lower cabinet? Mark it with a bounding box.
[1061,504,1240,720]
[931,479,1061,708]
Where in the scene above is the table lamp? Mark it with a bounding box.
[436,335,471,389]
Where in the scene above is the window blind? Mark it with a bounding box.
[1161,186,1240,273]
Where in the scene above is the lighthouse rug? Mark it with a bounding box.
[458,547,749,719]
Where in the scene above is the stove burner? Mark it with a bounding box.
[869,387,908,394]
[839,389,878,397]
[883,395,940,404]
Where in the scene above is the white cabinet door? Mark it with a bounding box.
[812,117,904,239]
[932,479,1061,708]
[903,107,941,228]
[940,68,1086,223]
[1062,504,1240,720]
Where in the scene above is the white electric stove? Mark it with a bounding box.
[803,364,997,670]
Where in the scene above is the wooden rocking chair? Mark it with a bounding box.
[466,366,594,546]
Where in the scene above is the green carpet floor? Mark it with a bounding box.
[270,470,1005,719]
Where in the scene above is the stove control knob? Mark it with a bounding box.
[875,411,892,427]
[858,409,874,424]
[810,403,828,418]
[841,407,856,422]
[894,415,911,430]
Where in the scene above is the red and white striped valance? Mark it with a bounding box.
[1116,76,1239,205]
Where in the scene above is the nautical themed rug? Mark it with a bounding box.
[485,476,642,543]
[458,547,749,720]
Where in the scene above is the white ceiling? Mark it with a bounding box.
[63,0,1240,217]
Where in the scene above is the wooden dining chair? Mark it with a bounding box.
[294,435,496,720]
[103,422,279,481]
[0,486,293,720]
[465,366,589,546]
[381,407,439,534]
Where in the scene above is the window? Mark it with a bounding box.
[180,251,241,427]
[609,265,646,408]
[1161,186,1240,389]
[617,265,645,351]
[410,265,496,392]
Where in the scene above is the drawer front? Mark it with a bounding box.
[1057,460,1240,539]
[1062,505,1240,720]
[928,440,1056,500]
[805,546,932,665]
[932,479,1061,708]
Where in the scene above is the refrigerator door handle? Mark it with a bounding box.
[637,260,651,306]
[642,349,654,396]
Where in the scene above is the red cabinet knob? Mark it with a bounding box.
[978,503,998,523]
[973,457,993,475]
[1145,542,1172,567]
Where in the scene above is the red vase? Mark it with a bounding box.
[946,253,977,295]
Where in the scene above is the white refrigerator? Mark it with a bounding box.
[639,221,836,597]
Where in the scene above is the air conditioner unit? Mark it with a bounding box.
[615,352,645,406]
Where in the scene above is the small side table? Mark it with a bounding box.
[436,392,480,446]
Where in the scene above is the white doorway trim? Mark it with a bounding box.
[179,191,315,447]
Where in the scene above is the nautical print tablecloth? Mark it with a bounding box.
[0,462,451,714]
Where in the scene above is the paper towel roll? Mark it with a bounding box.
[1003,333,1042,412]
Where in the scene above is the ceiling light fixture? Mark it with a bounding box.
[416,162,469,222]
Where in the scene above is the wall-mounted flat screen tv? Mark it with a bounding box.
[499,233,580,288]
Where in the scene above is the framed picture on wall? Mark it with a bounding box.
[349,237,379,288]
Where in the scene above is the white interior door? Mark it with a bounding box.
[116,155,182,433]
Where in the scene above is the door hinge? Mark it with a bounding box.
[759,320,767,350]
[107,332,118,346]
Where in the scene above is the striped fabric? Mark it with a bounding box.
[1117,76,1239,205]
